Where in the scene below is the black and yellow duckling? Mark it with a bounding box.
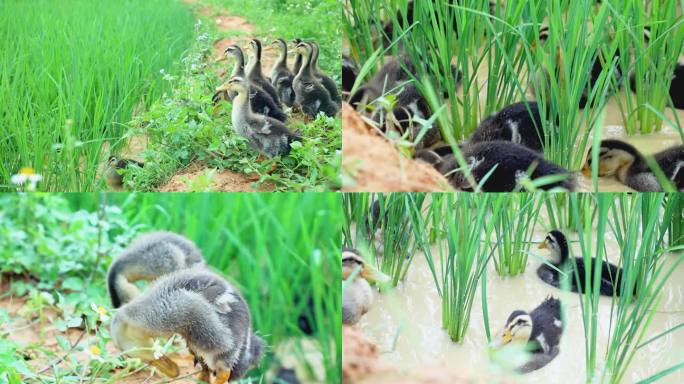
[469,101,547,152]
[107,231,205,308]
[342,247,390,325]
[490,297,563,373]
[537,230,628,296]
[214,46,286,123]
[437,141,576,192]
[342,54,358,93]
[309,41,341,106]
[582,139,684,191]
[105,156,144,189]
[293,41,339,118]
[269,38,296,108]
[245,39,281,105]
[224,76,301,158]
[111,268,265,383]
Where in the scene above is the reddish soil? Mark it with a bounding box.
[157,162,274,192]
[342,103,453,192]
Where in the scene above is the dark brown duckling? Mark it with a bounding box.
[309,41,341,105]
[106,156,144,188]
[269,38,296,107]
[469,101,547,152]
[293,42,339,118]
[246,39,281,105]
[291,38,303,76]
[343,54,359,93]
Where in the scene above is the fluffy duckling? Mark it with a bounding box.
[537,230,629,296]
[214,46,287,123]
[269,38,296,107]
[342,54,358,93]
[309,41,341,105]
[105,156,144,188]
[490,297,563,373]
[469,101,547,152]
[293,42,339,118]
[582,139,684,191]
[342,248,390,325]
[107,231,205,308]
[437,141,576,192]
[111,268,265,383]
[225,76,301,158]
[246,39,281,105]
[291,38,303,76]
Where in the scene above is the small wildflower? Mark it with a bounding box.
[152,339,164,360]
[11,167,43,191]
[89,344,104,362]
[90,302,110,322]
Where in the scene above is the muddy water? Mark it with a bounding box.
[357,225,684,383]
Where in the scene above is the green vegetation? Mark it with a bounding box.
[0,193,341,383]
[0,0,195,191]
[492,194,542,276]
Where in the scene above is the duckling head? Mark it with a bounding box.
[295,41,312,57]
[224,45,244,61]
[538,229,568,265]
[271,38,287,52]
[247,39,263,59]
[582,140,639,180]
[491,310,533,349]
[342,248,390,284]
[222,76,249,94]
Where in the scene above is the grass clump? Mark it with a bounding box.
[492,194,543,276]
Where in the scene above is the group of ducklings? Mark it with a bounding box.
[344,2,684,192]
[344,228,631,373]
[107,231,264,383]
[214,38,339,159]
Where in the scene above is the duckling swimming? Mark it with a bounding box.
[293,42,339,118]
[107,231,205,308]
[469,101,547,152]
[582,139,684,191]
[537,230,628,296]
[269,39,296,107]
[225,76,301,158]
[437,141,576,192]
[342,248,390,325]
[111,268,264,383]
[105,156,144,189]
[490,297,563,373]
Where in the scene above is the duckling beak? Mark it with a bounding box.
[581,165,592,177]
[538,241,548,250]
[215,83,229,92]
[489,330,513,350]
[361,264,390,284]
[149,355,180,378]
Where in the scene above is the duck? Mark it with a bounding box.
[245,39,281,105]
[225,76,302,158]
[537,229,628,296]
[469,101,547,152]
[437,141,576,192]
[111,268,265,383]
[364,199,385,258]
[214,46,287,123]
[582,139,684,191]
[342,247,390,325]
[290,38,303,76]
[308,41,341,105]
[342,54,358,93]
[105,156,144,188]
[490,297,563,373]
[269,38,296,107]
[293,42,339,118]
[107,231,205,308]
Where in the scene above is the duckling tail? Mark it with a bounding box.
[107,261,123,308]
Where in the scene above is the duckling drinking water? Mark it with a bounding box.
[111,268,264,383]
[582,139,684,191]
[107,231,205,308]
[342,248,390,325]
[469,101,547,152]
[490,297,563,373]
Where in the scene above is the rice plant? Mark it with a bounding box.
[492,193,543,276]
[0,0,195,191]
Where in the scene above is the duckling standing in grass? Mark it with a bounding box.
[111,268,265,383]
[437,141,576,192]
[490,297,563,373]
[269,39,296,108]
[537,230,629,296]
[105,156,144,189]
[107,231,205,308]
[246,39,281,105]
[582,139,684,191]
[293,42,339,118]
[225,76,301,158]
[469,101,547,152]
[342,248,390,325]
[290,38,303,75]
[309,41,341,106]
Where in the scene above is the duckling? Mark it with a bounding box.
[490,297,563,373]
[469,101,547,152]
[291,38,303,75]
[437,141,576,192]
[269,39,296,107]
[105,156,144,188]
[107,231,205,308]
[342,54,358,93]
[111,268,265,383]
[582,139,684,191]
[293,42,339,118]
[214,46,287,123]
[342,248,390,325]
[225,76,301,158]
[245,39,281,105]
[537,230,629,296]
[309,41,341,105]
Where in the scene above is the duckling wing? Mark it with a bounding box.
[517,346,560,373]
[654,146,684,190]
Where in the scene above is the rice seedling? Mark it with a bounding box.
[0,0,195,191]
[492,193,543,276]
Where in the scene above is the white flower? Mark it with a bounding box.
[11,167,43,191]
[90,302,110,322]
[88,344,105,362]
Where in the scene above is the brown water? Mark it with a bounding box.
[357,225,684,383]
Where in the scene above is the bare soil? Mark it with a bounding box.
[158,162,274,192]
[342,103,452,192]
